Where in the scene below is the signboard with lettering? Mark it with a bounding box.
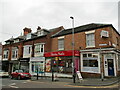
[44,50,80,57]
[76,71,83,80]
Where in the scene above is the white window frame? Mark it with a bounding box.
[34,43,45,57]
[14,39,19,43]
[3,50,9,60]
[11,48,18,60]
[85,30,95,48]
[81,52,100,73]
[58,36,64,51]
[23,45,32,58]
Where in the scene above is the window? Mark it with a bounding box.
[3,50,9,59]
[58,39,64,50]
[37,30,44,36]
[83,53,98,67]
[23,45,32,58]
[34,44,44,54]
[28,47,31,54]
[86,33,95,47]
[12,48,18,59]
[83,60,98,67]
[14,39,19,43]
[82,53,99,73]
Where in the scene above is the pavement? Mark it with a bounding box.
[31,73,120,87]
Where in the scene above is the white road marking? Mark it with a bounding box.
[9,83,16,86]
[9,85,19,88]
[23,82,27,83]
[8,83,19,88]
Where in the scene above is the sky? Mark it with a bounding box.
[0,0,119,44]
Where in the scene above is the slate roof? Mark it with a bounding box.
[52,23,119,37]
[5,37,14,42]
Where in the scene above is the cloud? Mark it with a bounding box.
[0,0,119,44]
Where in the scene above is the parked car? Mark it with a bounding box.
[10,70,31,80]
[0,70,9,77]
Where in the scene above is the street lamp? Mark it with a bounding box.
[70,16,76,83]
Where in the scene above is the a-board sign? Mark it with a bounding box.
[76,71,83,80]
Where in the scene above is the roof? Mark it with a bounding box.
[14,35,25,40]
[52,23,119,37]
[5,37,14,42]
[49,26,64,32]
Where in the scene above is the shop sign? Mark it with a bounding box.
[44,50,80,57]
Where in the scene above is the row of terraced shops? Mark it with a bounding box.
[2,23,120,78]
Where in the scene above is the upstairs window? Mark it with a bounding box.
[86,33,95,47]
[3,50,9,59]
[34,44,44,54]
[23,45,32,57]
[58,38,64,50]
[12,50,18,59]
[14,39,19,43]
[37,30,44,36]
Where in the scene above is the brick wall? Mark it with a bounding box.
[51,26,120,51]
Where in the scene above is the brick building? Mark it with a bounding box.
[2,26,64,74]
[44,23,120,77]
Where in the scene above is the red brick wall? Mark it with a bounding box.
[51,26,120,51]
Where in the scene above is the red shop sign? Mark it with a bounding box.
[44,50,80,57]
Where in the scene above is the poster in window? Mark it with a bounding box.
[46,59,51,72]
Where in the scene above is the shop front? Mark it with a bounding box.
[2,60,9,72]
[44,50,80,74]
[19,58,30,72]
[29,57,45,75]
[9,60,19,73]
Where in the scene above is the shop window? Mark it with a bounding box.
[83,60,98,67]
[28,47,31,54]
[83,54,87,57]
[88,54,92,57]
[82,53,99,73]
[58,39,64,50]
[86,33,95,47]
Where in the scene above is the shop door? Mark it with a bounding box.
[108,59,114,76]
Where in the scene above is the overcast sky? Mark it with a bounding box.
[0,0,119,44]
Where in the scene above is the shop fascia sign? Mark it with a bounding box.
[44,50,80,57]
[51,52,65,56]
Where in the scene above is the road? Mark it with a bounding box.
[1,77,120,89]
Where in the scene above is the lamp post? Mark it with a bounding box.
[70,16,76,83]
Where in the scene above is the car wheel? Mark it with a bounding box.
[17,75,21,80]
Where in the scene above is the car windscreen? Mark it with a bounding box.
[14,70,23,73]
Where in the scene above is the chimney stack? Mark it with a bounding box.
[37,26,41,32]
[23,27,32,36]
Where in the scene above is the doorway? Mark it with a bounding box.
[107,59,114,76]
